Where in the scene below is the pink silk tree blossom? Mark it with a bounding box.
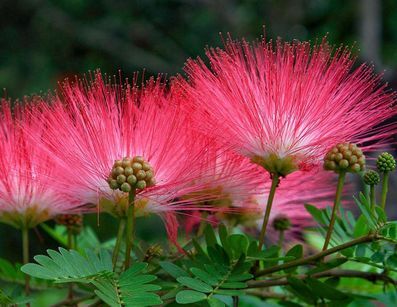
[177,37,397,177]
[182,147,266,234]
[0,101,80,229]
[25,72,226,247]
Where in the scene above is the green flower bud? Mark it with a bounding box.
[109,180,119,190]
[55,214,83,234]
[108,155,155,192]
[114,166,124,175]
[363,170,380,186]
[136,170,146,180]
[133,156,145,164]
[272,215,291,231]
[349,155,358,164]
[132,162,143,171]
[136,180,147,189]
[142,162,152,171]
[335,153,343,162]
[323,143,365,173]
[122,158,132,168]
[339,159,349,169]
[124,167,134,176]
[116,174,126,184]
[114,160,123,167]
[120,182,132,192]
[376,152,396,173]
[350,163,361,173]
[149,178,156,186]
[127,175,137,185]
[145,170,154,180]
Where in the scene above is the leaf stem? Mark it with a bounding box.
[381,172,389,210]
[255,233,377,277]
[124,189,136,270]
[258,174,279,250]
[322,171,346,251]
[249,269,396,288]
[112,218,126,270]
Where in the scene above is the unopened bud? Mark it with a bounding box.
[108,156,156,192]
[121,182,132,192]
[363,170,380,186]
[376,152,396,173]
[324,143,365,173]
[55,214,83,234]
[272,215,291,231]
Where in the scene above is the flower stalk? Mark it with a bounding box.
[258,174,280,250]
[322,171,346,251]
[22,226,30,296]
[112,218,126,270]
[381,173,390,210]
[124,189,136,270]
[370,185,376,213]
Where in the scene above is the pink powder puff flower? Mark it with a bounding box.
[0,101,80,229]
[177,36,397,177]
[26,72,222,247]
[182,147,266,234]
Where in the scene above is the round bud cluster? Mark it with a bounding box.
[363,170,380,186]
[108,156,155,192]
[376,152,396,173]
[323,143,365,173]
[272,215,291,232]
[54,214,83,234]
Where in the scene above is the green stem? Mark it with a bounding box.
[67,228,76,302]
[322,171,346,251]
[67,228,75,250]
[370,185,376,213]
[258,174,280,250]
[232,296,239,307]
[196,212,208,237]
[124,189,136,270]
[22,227,30,297]
[255,233,376,277]
[381,172,389,210]
[249,269,396,288]
[278,230,284,250]
[112,218,126,270]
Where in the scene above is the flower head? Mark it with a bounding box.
[0,101,79,228]
[26,72,222,247]
[182,147,266,233]
[177,36,397,177]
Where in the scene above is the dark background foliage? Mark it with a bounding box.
[1,0,397,98]
[0,0,396,262]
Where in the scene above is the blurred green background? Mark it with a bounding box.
[0,0,397,263]
[1,0,397,99]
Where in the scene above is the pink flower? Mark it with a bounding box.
[182,147,266,234]
[177,37,397,177]
[0,102,79,229]
[26,72,221,247]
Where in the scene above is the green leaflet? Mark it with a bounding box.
[21,249,162,306]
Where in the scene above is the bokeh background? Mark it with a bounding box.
[0,0,396,263]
